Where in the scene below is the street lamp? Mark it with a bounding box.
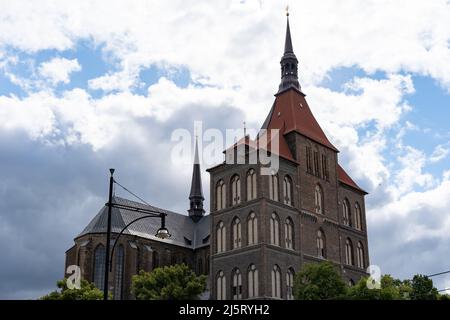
[103,169,171,300]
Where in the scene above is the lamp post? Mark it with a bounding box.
[103,169,171,300]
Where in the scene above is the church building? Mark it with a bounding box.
[65,15,369,300]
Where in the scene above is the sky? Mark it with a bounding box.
[0,0,449,299]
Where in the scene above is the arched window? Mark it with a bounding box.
[286,268,295,300]
[232,217,242,249]
[114,245,124,300]
[217,271,226,300]
[247,169,257,201]
[152,251,159,269]
[285,218,294,249]
[232,268,242,300]
[343,199,351,226]
[270,213,280,246]
[231,175,241,205]
[93,244,105,290]
[314,184,323,214]
[269,174,279,201]
[216,221,226,253]
[345,238,354,266]
[216,180,226,210]
[355,202,362,230]
[247,212,258,245]
[271,265,282,298]
[357,242,365,269]
[248,264,259,298]
[283,175,293,206]
[317,229,326,258]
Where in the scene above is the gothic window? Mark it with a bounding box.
[343,199,351,227]
[248,264,259,298]
[93,244,105,290]
[345,238,354,266]
[357,242,365,269]
[314,184,323,214]
[217,270,226,300]
[232,217,242,249]
[322,154,329,180]
[231,175,241,205]
[313,150,320,176]
[232,268,242,300]
[269,174,279,201]
[283,175,293,206]
[247,212,258,245]
[317,229,326,258]
[216,180,226,210]
[306,146,313,173]
[113,245,124,300]
[247,169,257,201]
[270,213,280,246]
[286,268,295,300]
[152,251,159,269]
[271,265,282,299]
[355,202,363,231]
[285,218,294,250]
[216,221,226,253]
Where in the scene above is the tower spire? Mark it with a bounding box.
[278,10,301,93]
[188,136,204,222]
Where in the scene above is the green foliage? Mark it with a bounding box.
[346,275,409,300]
[131,264,207,300]
[40,279,103,300]
[293,261,347,300]
[409,274,439,300]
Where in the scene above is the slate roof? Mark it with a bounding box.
[77,196,210,249]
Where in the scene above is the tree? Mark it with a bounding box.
[41,279,103,300]
[131,264,207,300]
[409,275,438,300]
[293,261,347,300]
[346,275,409,300]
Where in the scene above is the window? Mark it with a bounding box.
[205,255,210,275]
[247,169,257,201]
[217,271,226,300]
[357,242,365,269]
[93,244,106,290]
[216,221,226,253]
[313,151,320,176]
[306,146,313,173]
[317,229,326,258]
[216,180,226,210]
[345,238,354,266]
[285,218,294,249]
[314,185,323,214]
[231,175,241,205]
[232,217,242,249]
[269,174,279,201]
[270,213,280,246]
[198,258,203,274]
[232,269,242,300]
[283,175,293,206]
[248,264,259,298]
[322,154,329,180]
[342,199,351,226]
[247,212,258,245]
[286,268,295,300]
[114,245,124,300]
[271,265,282,298]
[152,251,159,269]
[355,202,363,230]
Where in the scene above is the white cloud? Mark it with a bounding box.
[38,57,81,85]
[429,144,450,163]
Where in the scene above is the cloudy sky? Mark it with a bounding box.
[0,0,449,299]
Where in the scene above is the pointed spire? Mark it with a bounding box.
[188,136,204,222]
[278,10,301,94]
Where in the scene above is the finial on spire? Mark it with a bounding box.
[286,5,289,16]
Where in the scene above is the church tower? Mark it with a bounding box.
[208,12,369,300]
[188,137,205,222]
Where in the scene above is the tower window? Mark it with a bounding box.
[270,213,280,246]
[247,212,258,245]
[216,221,226,253]
[231,175,241,206]
[314,184,323,214]
[232,268,242,300]
[286,268,295,300]
[232,217,242,249]
[269,174,279,201]
[283,175,293,206]
[271,265,282,299]
[217,270,226,300]
[345,238,354,266]
[216,180,226,210]
[317,229,326,258]
[343,199,351,227]
[247,169,257,201]
[285,218,294,250]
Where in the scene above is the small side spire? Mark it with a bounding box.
[188,136,204,222]
[278,9,301,93]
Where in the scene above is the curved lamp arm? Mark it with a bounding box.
[109,213,168,272]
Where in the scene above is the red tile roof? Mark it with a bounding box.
[337,164,367,194]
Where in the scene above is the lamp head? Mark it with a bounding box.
[155,227,171,239]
